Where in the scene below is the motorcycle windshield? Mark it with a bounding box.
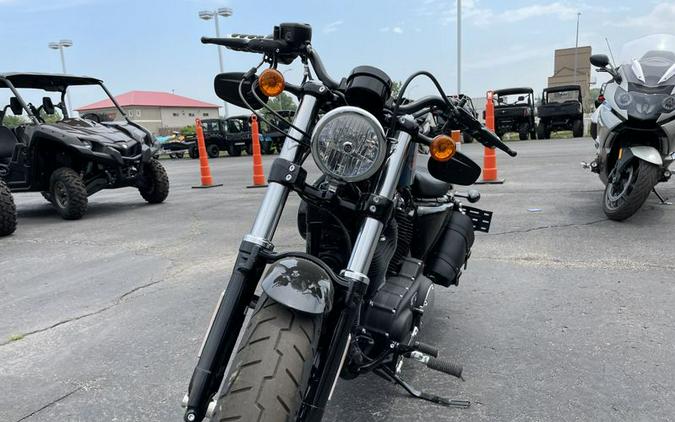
[615,34,675,120]
[619,34,675,88]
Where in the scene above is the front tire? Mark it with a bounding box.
[0,180,17,236]
[188,145,199,159]
[50,168,88,220]
[572,119,584,138]
[207,144,220,158]
[139,159,169,204]
[603,160,660,221]
[518,123,529,140]
[537,122,549,140]
[211,295,321,422]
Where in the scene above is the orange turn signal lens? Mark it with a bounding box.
[429,135,456,162]
[259,68,285,97]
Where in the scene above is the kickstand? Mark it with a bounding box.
[653,188,672,205]
[374,367,470,409]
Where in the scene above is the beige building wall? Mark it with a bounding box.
[77,106,219,133]
[547,46,592,101]
[159,107,219,129]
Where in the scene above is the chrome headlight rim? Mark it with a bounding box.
[310,106,387,183]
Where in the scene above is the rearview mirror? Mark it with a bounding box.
[590,54,610,68]
[9,97,23,115]
[427,152,481,186]
[214,72,268,110]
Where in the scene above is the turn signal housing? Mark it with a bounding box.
[429,135,456,162]
[259,68,285,97]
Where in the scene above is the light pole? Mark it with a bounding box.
[457,0,462,95]
[48,39,73,116]
[573,12,581,86]
[199,7,232,117]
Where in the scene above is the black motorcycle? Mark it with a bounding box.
[182,23,516,422]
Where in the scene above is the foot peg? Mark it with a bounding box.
[409,351,463,380]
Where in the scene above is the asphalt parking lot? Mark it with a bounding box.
[1,138,674,422]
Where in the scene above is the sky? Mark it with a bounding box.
[1,0,674,115]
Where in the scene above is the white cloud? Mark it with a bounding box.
[392,26,403,34]
[426,0,580,27]
[380,26,390,32]
[614,2,675,28]
[323,20,343,34]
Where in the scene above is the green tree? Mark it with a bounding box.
[584,88,602,113]
[40,109,63,124]
[180,125,195,136]
[2,115,29,128]
[261,92,298,128]
[390,80,403,98]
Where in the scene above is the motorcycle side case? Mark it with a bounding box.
[261,256,333,314]
[425,211,475,287]
[410,204,451,260]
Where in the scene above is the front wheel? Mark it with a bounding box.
[211,295,321,422]
[50,167,88,220]
[207,144,220,159]
[537,122,549,140]
[139,159,169,204]
[572,119,584,138]
[188,145,199,159]
[0,180,17,236]
[518,123,529,140]
[603,160,660,221]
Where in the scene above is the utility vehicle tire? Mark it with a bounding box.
[228,145,242,157]
[139,159,169,204]
[41,191,53,203]
[175,152,185,159]
[537,122,549,140]
[246,144,253,155]
[207,144,220,159]
[572,119,584,138]
[211,295,322,422]
[603,160,660,221]
[518,123,529,140]
[0,180,17,236]
[50,168,88,220]
[462,133,474,144]
[188,145,199,159]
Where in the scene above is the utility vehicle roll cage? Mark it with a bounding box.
[0,72,128,124]
[541,85,582,104]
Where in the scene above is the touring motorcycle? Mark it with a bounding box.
[182,23,516,422]
[587,34,675,220]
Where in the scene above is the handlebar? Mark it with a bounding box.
[394,95,516,157]
[201,35,287,56]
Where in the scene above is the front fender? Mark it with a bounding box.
[261,256,333,315]
[629,146,662,166]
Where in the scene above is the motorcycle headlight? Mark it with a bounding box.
[311,106,387,183]
[615,87,633,109]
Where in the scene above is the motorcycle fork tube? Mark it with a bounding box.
[303,130,414,420]
[184,95,319,422]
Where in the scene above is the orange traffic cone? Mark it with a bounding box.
[247,115,268,189]
[192,118,222,189]
[451,130,461,152]
[476,91,505,184]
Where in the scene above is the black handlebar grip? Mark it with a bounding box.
[414,341,439,358]
[426,357,463,379]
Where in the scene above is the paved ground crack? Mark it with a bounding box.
[0,279,163,347]
[14,386,83,422]
[487,218,607,236]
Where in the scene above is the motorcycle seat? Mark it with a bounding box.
[0,126,18,164]
[412,170,451,198]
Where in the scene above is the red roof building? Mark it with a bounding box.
[76,90,220,133]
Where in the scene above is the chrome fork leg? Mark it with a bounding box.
[245,95,319,248]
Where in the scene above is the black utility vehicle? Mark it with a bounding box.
[536,85,584,139]
[189,115,272,158]
[0,73,169,234]
[492,87,536,140]
[263,109,295,152]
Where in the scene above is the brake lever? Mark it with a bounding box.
[450,106,517,157]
